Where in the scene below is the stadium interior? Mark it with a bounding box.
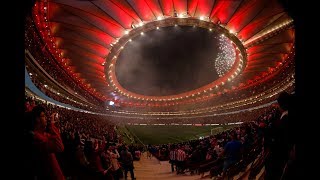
[20,0,306,179]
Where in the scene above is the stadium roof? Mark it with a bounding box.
[26,0,295,117]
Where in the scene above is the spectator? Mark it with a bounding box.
[147,144,152,159]
[108,145,122,180]
[220,133,242,177]
[169,145,177,172]
[120,145,136,180]
[134,149,141,161]
[176,146,187,174]
[264,91,293,180]
[27,105,65,180]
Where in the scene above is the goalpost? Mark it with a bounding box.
[211,127,223,135]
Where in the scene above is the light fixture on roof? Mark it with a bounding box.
[173,10,178,17]
[131,22,136,29]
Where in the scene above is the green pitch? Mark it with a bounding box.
[120,124,237,145]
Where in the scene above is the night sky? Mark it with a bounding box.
[116,26,220,96]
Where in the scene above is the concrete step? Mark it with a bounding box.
[132,153,211,180]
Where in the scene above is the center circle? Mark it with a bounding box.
[115,26,235,96]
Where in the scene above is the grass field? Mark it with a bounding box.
[120,125,237,145]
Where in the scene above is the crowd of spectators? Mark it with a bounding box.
[26,75,94,111]
[24,96,145,180]
[145,98,295,179]
[24,89,296,180]
[25,96,118,141]
[103,105,273,125]
[25,17,104,108]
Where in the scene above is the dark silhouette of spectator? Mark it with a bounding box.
[27,105,65,180]
[107,145,122,180]
[220,132,242,177]
[120,145,136,180]
[176,145,187,174]
[147,144,152,159]
[264,91,293,180]
[169,145,177,172]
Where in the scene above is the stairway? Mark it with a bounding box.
[132,153,211,180]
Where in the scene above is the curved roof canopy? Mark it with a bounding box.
[28,0,295,117]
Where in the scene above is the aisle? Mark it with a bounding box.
[132,153,211,180]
